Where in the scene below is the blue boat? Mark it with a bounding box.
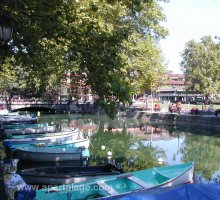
[6,138,90,150]
[15,146,90,162]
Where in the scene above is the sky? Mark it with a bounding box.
[159,0,220,74]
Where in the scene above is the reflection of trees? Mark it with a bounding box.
[181,134,220,180]
[89,128,166,172]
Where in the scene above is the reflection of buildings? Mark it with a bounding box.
[70,119,99,136]
[127,126,172,140]
[106,125,173,140]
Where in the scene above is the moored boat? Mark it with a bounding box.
[3,129,80,145]
[33,162,195,200]
[0,109,19,116]
[17,164,124,185]
[3,122,49,129]
[7,138,90,150]
[15,146,90,162]
[0,114,38,125]
[3,125,56,137]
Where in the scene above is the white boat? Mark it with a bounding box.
[3,125,56,137]
[0,109,19,116]
[3,129,80,145]
[0,114,38,124]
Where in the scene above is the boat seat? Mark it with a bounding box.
[155,171,170,183]
[155,171,170,179]
[127,176,153,189]
[96,180,119,196]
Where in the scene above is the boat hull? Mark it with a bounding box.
[6,138,90,151]
[15,146,89,162]
[3,123,49,129]
[4,125,56,137]
[18,164,124,185]
[3,129,79,145]
[34,162,195,200]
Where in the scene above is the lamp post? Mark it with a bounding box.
[0,25,13,45]
[0,16,13,47]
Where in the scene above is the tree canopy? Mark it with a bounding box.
[181,36,220,98]
[1,0,168,118]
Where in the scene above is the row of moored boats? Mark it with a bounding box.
[0,111,196,200]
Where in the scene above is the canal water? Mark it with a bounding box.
[2,113,220,198]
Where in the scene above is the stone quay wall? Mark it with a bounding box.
[133,111,220,128]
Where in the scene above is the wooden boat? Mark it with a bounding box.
[3,125,56,137]
[17,164,124,185]
[3,131,80,149]
[3,122,49,129]
[7,138,90,150]
[32,138,90,148]
[0,114,38,125]
[16,160,84,171]
[6,128,78,139]
[15,146,90,162]
[35,162,195,200]
[0,109,19,116]
[3,129,80,145]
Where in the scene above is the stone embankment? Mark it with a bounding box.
[133,111,220,128]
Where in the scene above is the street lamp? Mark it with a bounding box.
[0,16,13,46]
[0,26,13,44]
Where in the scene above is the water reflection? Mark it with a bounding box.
[38,114,220,183]
[3,113,220,198]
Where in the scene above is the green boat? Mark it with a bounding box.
[33,162,195,200]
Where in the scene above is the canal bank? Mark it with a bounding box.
[134,111,220,128]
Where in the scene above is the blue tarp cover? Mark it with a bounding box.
[104,184,220,200]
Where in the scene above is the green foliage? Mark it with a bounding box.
[181,36,220,97]
[1,0,167,118]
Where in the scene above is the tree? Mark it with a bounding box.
[1,0,168,118]
[181,36,220,100]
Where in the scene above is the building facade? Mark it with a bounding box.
[157,72,201,103]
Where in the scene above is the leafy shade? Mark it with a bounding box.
[1,0,167,118]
